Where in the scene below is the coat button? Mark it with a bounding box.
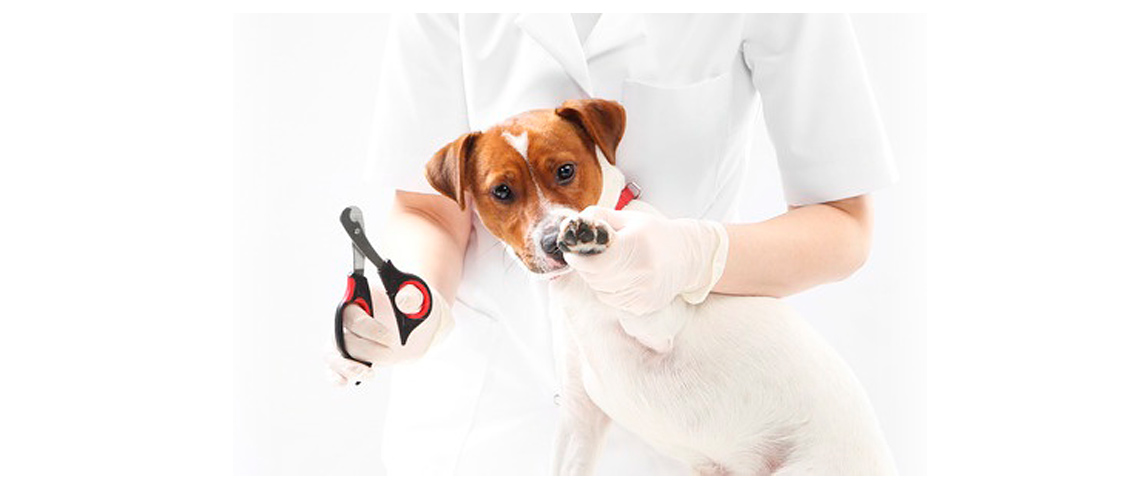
[553,392,561,406]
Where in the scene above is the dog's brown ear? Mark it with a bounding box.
[555,99,626,165]
[424,132,481,210]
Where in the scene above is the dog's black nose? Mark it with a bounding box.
[541,229,562,258]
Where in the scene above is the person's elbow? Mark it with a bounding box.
[824,194,874,282]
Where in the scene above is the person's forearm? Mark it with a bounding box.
[378,191,471,304]
[713,195,874,298]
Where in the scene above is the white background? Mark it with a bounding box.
[2,0,1138,496]
[233,14,926,475]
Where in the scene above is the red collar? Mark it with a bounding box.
[615,182,641,210]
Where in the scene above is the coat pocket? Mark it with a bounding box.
[618,72,732,218]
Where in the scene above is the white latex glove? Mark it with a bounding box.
[562,206,729,316]
[326,282,453,386]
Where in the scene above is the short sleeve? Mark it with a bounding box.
[365,14,470,196]
[742,14,897,206]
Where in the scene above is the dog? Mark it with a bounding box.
[423,99,896,475]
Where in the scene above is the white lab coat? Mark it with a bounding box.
[366,13,895,475]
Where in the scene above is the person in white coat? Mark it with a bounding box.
[326,13,896,475]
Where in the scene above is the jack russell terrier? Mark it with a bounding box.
[423,99,896,475]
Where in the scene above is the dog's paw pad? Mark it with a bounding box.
[557,216,611,255]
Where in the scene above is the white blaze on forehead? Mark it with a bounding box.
[501,131,529,164]
[502,129,551,207]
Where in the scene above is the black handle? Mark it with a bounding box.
[377,260,433,346]
[334,271,375,367]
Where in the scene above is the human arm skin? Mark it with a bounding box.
[377,190,471,305]
[713,194,873,298]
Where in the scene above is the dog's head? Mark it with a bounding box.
[424,99,625,275]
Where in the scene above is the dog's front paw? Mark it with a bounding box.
[557,214,612,256]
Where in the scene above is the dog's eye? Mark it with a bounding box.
[556,163,576,184]
[491,183,513,202]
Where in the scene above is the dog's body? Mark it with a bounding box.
[549,199,895,475]
[424,99,896,475]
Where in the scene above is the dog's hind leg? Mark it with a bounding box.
[692,461,731,476]
[551,334,611,475]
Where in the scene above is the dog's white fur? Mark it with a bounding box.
[541,159,896,476]
[502,130,530,162]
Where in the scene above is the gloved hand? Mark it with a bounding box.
[325,282,453,386]
[562,206,729,316]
